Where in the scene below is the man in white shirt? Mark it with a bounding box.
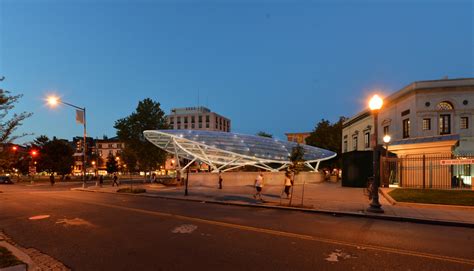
[254,173,264,200]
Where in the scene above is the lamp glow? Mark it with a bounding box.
[47,96,60,107]
[383,135,391,144]
[369,95,383,111]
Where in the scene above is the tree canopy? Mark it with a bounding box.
[114,98,168,172]
[106,153,118,174]
[0,88,32,144]
[305,117,346,168]
[36,136,75,175]
[256,131,273,138]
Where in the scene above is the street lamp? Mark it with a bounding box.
[382,135,391,188]
[367,94,384,213]
[46,95,88,188]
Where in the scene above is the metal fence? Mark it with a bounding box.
[381,154,473,190]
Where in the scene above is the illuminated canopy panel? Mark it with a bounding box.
[143,130,336,172]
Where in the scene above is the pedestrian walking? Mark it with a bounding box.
[254,173,264,200]
[151,173,157,184]
[49,173,55,186]
[112,173,119,187]
[282,172,293,199]
[99,175,104,187]
[218,171,223,189]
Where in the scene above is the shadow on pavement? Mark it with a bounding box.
[214,195,259,204]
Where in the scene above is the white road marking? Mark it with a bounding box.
[325,249,356,262]
[56,218,95,227]
[29,215,50,220]
[172,224,198,234]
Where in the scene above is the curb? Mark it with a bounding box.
[71,188,474,229]
[0,235,37,271]
[379,189,397,205]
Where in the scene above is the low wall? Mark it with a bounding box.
[188,171,324,187]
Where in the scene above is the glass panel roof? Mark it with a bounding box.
[144,130,336,164]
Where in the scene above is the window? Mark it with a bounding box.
[177,116,181,123]
[184,117,188,123]
[437,101,454,111]
[98,144,102,148]
[343,141,348,152]
[439,114,451,135]
[460,117,469,129]
[364,132,370,148]
[191,116,195,123]
[422,118,431,130]
[191,124,195,129]
[206,123,209,128]
[403,119,410,138]
[184,124,188,129]
[169,117,174,124]
[198,116,202,123]
[206,115,210,122]
[108,144,113,148]
[352,136,358,151]
[383,126,389,136]
[199,123,202,128]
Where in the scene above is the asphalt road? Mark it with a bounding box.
[1,183,473,271]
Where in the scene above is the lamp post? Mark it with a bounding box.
[383,135,391,188]
[367,94,384,213]
[47,96,88,188]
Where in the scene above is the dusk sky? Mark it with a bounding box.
[0,0,472,144]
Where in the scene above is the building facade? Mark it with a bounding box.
[166,106,231,132]
[342,78,474,188]
[285,132,311,144]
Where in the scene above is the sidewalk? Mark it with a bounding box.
[72,182,474,227]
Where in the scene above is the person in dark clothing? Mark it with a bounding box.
[112,173,119,187]
[218,171,223,189]
[99,175,104,187]
[49,173,55,186]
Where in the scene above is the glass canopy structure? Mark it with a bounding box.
[143,130,336,172]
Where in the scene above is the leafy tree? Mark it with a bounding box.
[114,98,168,175]
[106,153,118,174]
[0,84,32,170]
[33,135,50,148]
[256,131,273,138]
[38,137,75,176]
[288,144,305,206]
[0,88,33,144]
[305,116,346,168]
[121,147,137,174]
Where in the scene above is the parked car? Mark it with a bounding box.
[0,176,13,184]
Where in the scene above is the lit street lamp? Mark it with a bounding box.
[47,95,88,188]
[367,94,384,213]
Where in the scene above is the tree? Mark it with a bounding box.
[0,85,32,170]
[0,88,33,144]
[288,144,305,206]
[38,137,75,176]
[121,147,137,173]
[106,154,118,174]
[33,135,50,148]
[114,98,168,176]
[256,131,273,138]
[305,116,346,169]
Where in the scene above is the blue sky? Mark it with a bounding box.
[0,0,472,143]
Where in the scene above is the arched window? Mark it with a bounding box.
[436,101,454,111]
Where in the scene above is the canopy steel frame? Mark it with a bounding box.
[144,130,336,172]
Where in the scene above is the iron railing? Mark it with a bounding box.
[381,153,473,190]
